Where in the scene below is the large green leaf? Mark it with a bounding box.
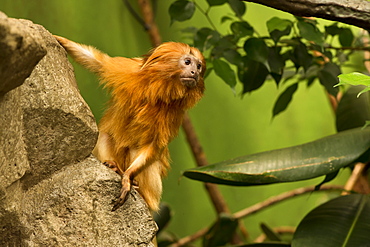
[292,194,370,247]
[183,127,370,186]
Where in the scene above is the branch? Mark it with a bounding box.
[136,0,162,46]
[244,0,370,30]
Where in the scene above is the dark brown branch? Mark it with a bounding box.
[244,0,370,30]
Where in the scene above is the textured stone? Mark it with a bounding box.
[0,12,157,246]
[0,12,46,95]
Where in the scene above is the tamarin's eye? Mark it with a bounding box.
[185,59,191,65]
[197,64,202,70]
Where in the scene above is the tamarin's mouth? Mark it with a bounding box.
[180,77,197,87]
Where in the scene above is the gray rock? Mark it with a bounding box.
[0,11,157,246]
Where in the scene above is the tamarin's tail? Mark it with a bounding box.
[54,35,108,74]
[54,35,142,89]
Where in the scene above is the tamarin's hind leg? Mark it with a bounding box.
[112,144,159,211]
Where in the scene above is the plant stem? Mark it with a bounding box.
[342,163,367,195]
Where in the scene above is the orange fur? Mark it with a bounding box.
[54,35,205,211]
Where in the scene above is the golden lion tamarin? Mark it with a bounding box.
[54,36,206,211]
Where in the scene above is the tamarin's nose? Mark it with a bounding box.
[191,70,195,74]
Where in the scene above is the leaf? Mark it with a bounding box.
[318,62,341,96]
[169,0,195,24]
[339,28,354,47]
[153,203,171,234]
[221,16,233,24]
[297,18,324,46]
[230,21,254,39]
[207,0,228,7]
[266,17,293,33]
[272,83,298,117]
[244,38,269,66]
[290,40,313,72]
[268,47,285,85]
[213,58,237,88]
[336,72,370,97]
[260,223,282,242]
[194,27,220,52]
[238,56,269,94]
[203,213,238,247]
[228,0,246,18]
[336,85,370,132]
[183,127,370,186]
[325,23,342,36]
[292,194,370,247]
[314,170,339,190]
[223,49,243,67]
[270,27,292,44]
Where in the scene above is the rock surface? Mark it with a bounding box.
[0,12,157,246]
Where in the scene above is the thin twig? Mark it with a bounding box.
[342,163,367,195]
[170,185,344,247]
[233,185,343,219]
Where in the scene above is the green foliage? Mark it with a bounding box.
[165,1,370,246]
[168,1,369,117]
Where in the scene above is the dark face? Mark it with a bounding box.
[178,54,203,88]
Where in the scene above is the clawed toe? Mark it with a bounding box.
[111,174,134,211]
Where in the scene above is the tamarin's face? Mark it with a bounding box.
[178,54,204,88]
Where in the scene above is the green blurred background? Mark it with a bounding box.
[1,0,350,241]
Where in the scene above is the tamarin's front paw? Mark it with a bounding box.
[112,174,132,211]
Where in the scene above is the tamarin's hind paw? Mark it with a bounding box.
[111,174,132,211]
